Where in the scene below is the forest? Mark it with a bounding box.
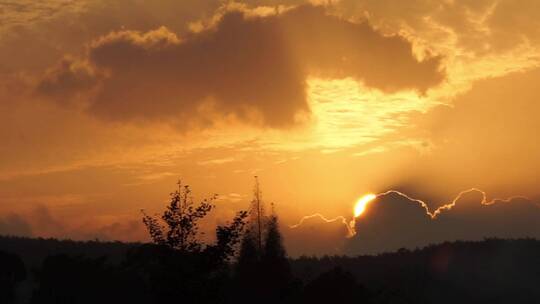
[2,182,540,304]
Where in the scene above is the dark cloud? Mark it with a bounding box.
[0,214,33,237]
[36,57,100,103]
[435,196,540,241]
[345,192,540,255]
[0,205,70,239]
[347,192,433,254]
[285,215,349,256]
[281,5,444,92]
[83,220,146,242]
[30,205,66,238]
[36,4,444,128]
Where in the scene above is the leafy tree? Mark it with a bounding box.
[142,181,214,252]
[138,180,248,302]
[142,181,248,261]
[142,180,249,261]
[212,209,249,263]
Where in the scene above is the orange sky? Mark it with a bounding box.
[1,0,540,255]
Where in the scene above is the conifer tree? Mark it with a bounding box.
[263,207,288,262]
[235,177,268,300]
[236,177,266,274]
[236,228,259,278]
[251,176,265,254]
[261,206,293,302]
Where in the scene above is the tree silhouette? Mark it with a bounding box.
[236,229,259,273]
[235,182,297,303]
[236,177,270,269]
[0,251,26,304]
[142,181,214,252]
[5,234,540,303]
[142,181,248,261]
[252,176,265,254]
[30,254,148,304]
[137,180,249,302]
[261,209,296,303]
[212,209,248,263]
[301,267,368,304]
[234,228,260,301]
[263,207,288,262]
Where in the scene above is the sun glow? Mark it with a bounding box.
[354,193,377,217]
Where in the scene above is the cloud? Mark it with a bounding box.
[215,192,247,203]
[36,57,100,103]
[198,157,236,166]
[88,220,146,242]
[338,0,540,56]
[0,214,33,237]
[401,67,540,196]
[285,213,350,256]
[0,208,146,242]
[36,4,444,128]
[346,191,433,254]
[0,0,223,72]
[344,190,540,255]
[0,205,65,239]
[30,205,67,238]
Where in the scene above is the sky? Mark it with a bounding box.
[1,0,540,256]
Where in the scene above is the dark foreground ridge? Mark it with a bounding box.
[1,236,540,304]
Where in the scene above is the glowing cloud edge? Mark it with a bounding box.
[289,188,531,238]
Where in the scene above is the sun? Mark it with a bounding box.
[354,193,377,217]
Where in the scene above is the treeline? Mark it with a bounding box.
[292,238,540,303]
[2,181,540,303]
[0,236,137,268]
[5,237,540,303]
